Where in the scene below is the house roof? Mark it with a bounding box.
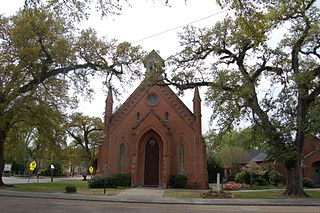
[241,150,268,164]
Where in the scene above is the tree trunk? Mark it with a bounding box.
[284,162,307,197]
[0,130,6,186]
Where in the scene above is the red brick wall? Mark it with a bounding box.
[276,137,320,184]
[97,85,208,189]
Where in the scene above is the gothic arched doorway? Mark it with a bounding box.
[312,161,320,185]
[144,137,159,186]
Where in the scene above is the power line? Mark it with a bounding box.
[132,10,227,44]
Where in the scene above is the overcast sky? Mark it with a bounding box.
[1,0,228,133]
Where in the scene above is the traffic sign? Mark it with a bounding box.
[89,166,94,174]
[29,161,37,171]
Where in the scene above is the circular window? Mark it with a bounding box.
[147,93,159,106]
[149,139,156,146]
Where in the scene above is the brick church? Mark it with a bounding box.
[97,50,208,189]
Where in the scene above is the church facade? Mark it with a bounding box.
[97,51,208,189]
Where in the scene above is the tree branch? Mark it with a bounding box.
[18,63,92,94]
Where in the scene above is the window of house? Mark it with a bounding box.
[179,144,185,174]
[119,143,125,173]
[136,112,140,122]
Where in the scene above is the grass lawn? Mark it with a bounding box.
[232,189,320,199]
[164,189,320,199]
[0,181,126,196]
[164,190,203,198]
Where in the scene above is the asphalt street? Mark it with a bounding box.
[1,196,320,213]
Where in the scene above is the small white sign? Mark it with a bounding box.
[4,164,12,172]
[50,165,55,169]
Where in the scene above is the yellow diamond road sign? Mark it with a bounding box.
[29,161,37,171]
[89,166,94,174]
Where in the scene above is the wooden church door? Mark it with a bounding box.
[144,138,159,186]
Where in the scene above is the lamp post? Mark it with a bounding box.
[103,164,108,194]
[50,165,54,182]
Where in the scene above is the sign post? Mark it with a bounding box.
[50,165,55,182]
[89,166,94,179]
[103,164,107,194]
[28,161,37,183]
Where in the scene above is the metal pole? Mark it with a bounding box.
[217,173,221,193]
[103,164,107,194]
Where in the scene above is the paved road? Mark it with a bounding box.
[3,176,82,184]
[1,196,320,213]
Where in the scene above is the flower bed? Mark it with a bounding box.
[223,181,242,190]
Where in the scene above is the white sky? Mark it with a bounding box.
[1,0,227,133]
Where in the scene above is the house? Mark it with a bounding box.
[302,136,320,186]
[276,136,320,186]
[97,50,208,189]
[237,138,320,186]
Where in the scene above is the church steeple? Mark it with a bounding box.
[193,86,202,135]
[104,87,113,131]
[143,50,165,72]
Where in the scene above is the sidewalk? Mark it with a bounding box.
[0,187,319,206]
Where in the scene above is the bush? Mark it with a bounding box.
[169,174,188,188]
[254,177,267,186]
[268,170,281,186]
[88,175,108,188]
[65,185,77,193]
[109,174,131,187]
[88,173,131,189]
[223,181,242,190]
[11,161,25,175]
[41,162,63,176]
[235,171,246,184]
[303,177,314,188]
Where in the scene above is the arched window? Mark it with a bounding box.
[119,143,125,173]
[179,144,185,174]
[136,112,140,122]
[164,111,169,121]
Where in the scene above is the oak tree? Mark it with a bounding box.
[166,0,320,196]
[0,5,143,185]
[65,112,103,168]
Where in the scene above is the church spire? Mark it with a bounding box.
[193,86,202,135]
[143,50,165,73]
[104,87,113,131]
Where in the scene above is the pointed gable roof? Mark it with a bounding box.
[109,51,196,131]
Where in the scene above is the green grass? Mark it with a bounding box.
[232,189,320,199]
[304,190,320,197]
[164,190,202,198]
[232,190,286,199]
[0,181,126,196]
[164,189,320,199]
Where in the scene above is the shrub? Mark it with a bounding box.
[169,174,188,188]
[268,170,281,186]
[235,171,246,184]
[109,174,131,187]
[88,175,108,188]
[303,177,314,188]
[223,181,242,190]
[65,185,77,193]
[254,177,267,186]
[11,161,25,175]
[88,174,131,188]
